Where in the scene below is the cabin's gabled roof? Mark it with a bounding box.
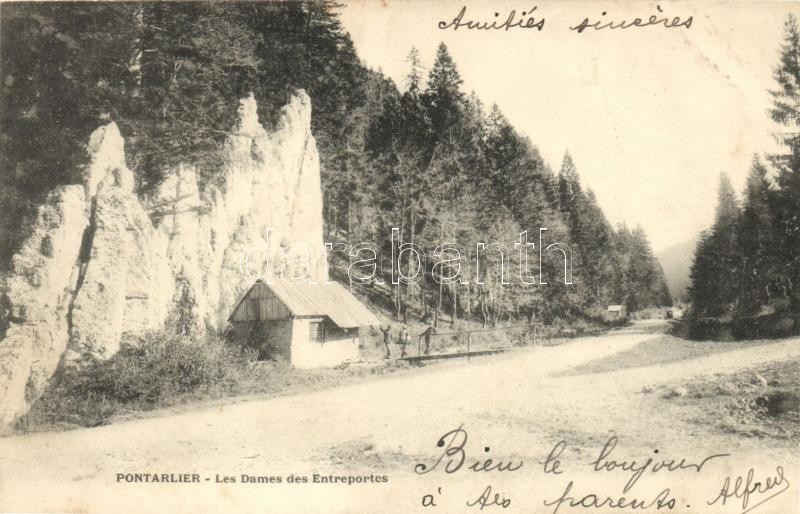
[230,279,381,328]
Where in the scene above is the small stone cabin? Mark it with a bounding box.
[607,304,627,319]
[228,280,380,368]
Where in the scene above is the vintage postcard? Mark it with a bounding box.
[0,0,798,513]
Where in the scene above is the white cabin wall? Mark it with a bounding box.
[290,318,359,369]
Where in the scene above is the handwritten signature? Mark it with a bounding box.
[707,466,790,513]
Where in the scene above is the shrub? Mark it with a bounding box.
[17,331,256,431]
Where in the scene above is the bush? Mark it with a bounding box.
[16,331,256,431]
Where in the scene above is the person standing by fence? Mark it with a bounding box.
[419,321,436,356]
[399,324,410,358]
[379,324,392,359]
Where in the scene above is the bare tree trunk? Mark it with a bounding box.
[465,282,472,318]
[347,196,353,243]
[449,185,458,329]
[325,190,332,241]
[480,289,488,328]
[451,284,457,328]
[394,213,405,319]
[434,224,444,328]
[403,206,416,322]
[131,5,144,93]
[332,206,338,242]
[347,195,353,292]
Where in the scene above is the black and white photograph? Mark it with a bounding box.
[0,1,798,512]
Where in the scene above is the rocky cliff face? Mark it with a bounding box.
[0,91,325,428]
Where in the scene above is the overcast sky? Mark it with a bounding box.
[339,1,794,252]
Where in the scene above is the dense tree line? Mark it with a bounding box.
[0,1,671,328]
[687,15,800,338]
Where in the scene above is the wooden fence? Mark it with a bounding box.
[401,322,546,363]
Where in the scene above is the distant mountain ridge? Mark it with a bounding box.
[657,235,700,302]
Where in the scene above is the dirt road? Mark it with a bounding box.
[1,323,798,513]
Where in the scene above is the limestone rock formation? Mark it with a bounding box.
[0,186,89,427]
[0,90,325,428]
[149,91,326,330]
[67,185,173,359]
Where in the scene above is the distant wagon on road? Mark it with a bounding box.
[228,280,380,369]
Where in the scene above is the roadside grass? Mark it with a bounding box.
[561,334,784,376]
[13,331,418,435]
[660,359,800,443]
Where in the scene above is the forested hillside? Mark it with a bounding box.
[687,15,800,339]
[0,1,671,328]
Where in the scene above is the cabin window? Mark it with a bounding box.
[309,321,325,343]
[323,319,358,340]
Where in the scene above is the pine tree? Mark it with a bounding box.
[424,43,464,140]
[714,173,741,229]
[688,230,717,318]
[714,173,742,309]
[483,105,529,214]
[557,151,581,214]
[769,14,800,182]
[689,173,742,318]
[405,47,423,97]
[580,189,620,305]
[738,157,780,313]
[768,13,800,312]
